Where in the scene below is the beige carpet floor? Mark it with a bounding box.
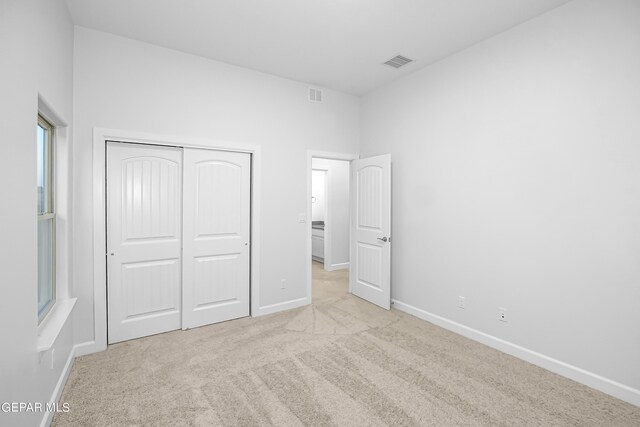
[54,262,640,426]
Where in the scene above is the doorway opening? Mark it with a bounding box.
[306,150,392,311]
[308,155,353,304]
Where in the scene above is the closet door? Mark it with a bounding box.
[182,149,251,329]
[106,142,183,343]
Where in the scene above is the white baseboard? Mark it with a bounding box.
[392,299,640,407]
[39,344,76,427]
[256,297,308,316]
[326,262,349,272]
[73,340,105,357]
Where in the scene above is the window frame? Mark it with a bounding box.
[37,114,56,323]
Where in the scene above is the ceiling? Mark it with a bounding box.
[65,0,572,95]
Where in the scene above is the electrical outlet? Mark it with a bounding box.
[458,296,465,309]
[281,279,286,289]
[498,308,507,322]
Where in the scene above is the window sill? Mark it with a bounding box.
[37,297,77,352]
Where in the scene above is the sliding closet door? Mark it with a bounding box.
[106,142,183,343]
[182,149,251,329]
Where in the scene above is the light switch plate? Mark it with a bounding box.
[298,213,306,223]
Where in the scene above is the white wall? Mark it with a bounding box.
[311,170,326,222]
[361,0,640,402]
[72,27,360,344]
[0,0,75,426]
[312,158,350,269]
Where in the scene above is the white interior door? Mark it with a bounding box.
[107,142,183,343]
[350,154,391,309]
[182,148,251,329]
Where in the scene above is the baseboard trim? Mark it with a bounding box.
[256,297,308,316]
[73,340,105,357]
[40,344,76,427]
[392,299,640,407]
[326,262,349,272]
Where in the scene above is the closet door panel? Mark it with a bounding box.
[106,142,183,344]
[182,149,250,329]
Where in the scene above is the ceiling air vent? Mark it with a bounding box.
[384,55,413,69]
[309,87,323,102]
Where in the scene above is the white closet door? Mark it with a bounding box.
[107,142,183,344]
[182,148,251,329]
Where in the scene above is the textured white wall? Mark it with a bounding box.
[361,0,640,396]
[312,158,350,268]
[0,1,75,426]
[72,27,360,345]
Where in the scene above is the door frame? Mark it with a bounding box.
[306,150,358,305]
[87,128,262,355]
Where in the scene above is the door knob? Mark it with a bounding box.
[377,237,388,242]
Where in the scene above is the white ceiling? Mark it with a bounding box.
[65,0,572,95]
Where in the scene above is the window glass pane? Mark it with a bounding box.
[37,123,49,214]
[37,115,55,322]
[38,217,55,318]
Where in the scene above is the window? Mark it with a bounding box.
[37,115,55,322]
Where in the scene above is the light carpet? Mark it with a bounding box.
[53,262,640,426]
